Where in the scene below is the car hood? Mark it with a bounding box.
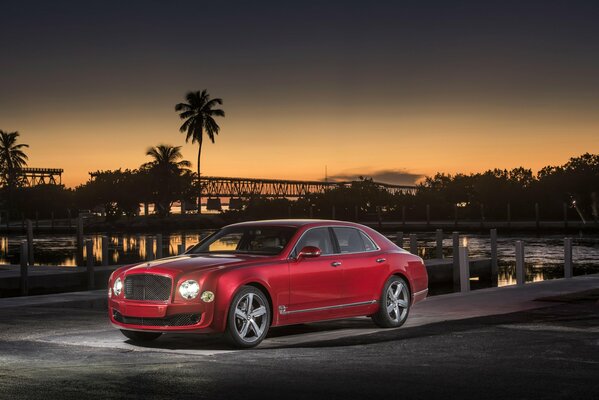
[123,253,276,276]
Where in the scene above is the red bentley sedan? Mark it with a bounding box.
[108,220,428,348]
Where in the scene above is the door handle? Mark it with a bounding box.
[331,261,342,267]
[376,258,386,263]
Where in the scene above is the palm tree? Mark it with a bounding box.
[175,89,225,213]
[0,130,29,189]
[143,144,192,216]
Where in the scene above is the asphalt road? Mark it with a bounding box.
[1,293,598,400]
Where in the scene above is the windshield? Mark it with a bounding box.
[189,226,297,256]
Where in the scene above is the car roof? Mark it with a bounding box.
[224,219,360,229]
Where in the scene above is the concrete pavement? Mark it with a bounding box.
[1,275,598,399]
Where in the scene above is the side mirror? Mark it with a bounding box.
[297,246,321,259]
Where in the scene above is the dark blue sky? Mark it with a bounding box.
[2,0,599,185]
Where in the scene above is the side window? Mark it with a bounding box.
[294,228,334,256]
[359,231,378,251]
[332,227,366,253]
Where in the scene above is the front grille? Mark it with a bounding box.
[113,310,201,327]
[124,274,172,301]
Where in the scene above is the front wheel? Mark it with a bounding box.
[372,276,411,328]
[225,286,271,348]
[120,330,162,342]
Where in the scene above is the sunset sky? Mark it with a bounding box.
[2,1,599,187]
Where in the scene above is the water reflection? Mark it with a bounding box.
[0,232,211,267]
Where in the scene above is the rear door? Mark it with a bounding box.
[331,227,388,304]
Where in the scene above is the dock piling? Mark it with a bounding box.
[564,238,573,278]
[146,237,154,261]
[435,229,443,259]
[395,231,404,249]
[101,236,109,266]
[458,243,470,292]
[452,232,460,291]
[490,229,498,286]
[86,239,94,289]
[26,219,34,266]
[20,241,28,296]
[156,234,163,259]
[409,234,418,255]
[515,240,525,285]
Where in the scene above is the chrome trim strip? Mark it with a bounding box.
[279,300,378,315]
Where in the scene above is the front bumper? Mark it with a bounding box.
[109,297,218,333]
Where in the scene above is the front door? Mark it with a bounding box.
[286,227,342,318]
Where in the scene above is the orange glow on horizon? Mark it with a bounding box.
[6,104,599,188]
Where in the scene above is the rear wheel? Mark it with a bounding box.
[372,276,410,328]
[120,330,162,342]
[225,286,271,348]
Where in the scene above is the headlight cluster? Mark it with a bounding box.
[179,280,200,300]
[113,277,123,297]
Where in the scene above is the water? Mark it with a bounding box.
[1,231,598,287]
[397,233,599,286]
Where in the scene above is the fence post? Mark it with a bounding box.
[452,232,460,290]
[507,202,511,229]
[564,238,573,278]
[26,219,34,266]
[535,202,540,231]
[86,239,94,290]
[409,234,417,255]
[76,216,84,266]
[309,205,314,219]
[101,236,109,266]
[354,205,359,221]
[331,205,336,220]
[515,240,525,285]
[490,229,498,286]
[435,229,443,259]
[146,237,154,261]
[20,241,28,296]
[459,242,470,292]
[395,231,404,249]
[156,233,163,259]
[563,202,568,229]
[178,243,185,255]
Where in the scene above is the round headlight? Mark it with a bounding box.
[179,280,200,300]
[200,291,215,303]
[113,277,122,297]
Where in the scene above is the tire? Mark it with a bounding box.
[372,276,411,328]
[120,329,162,342]
[225,286,271,348]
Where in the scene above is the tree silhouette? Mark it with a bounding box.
[0,130,29,189]
[175,89,225,213]
[143,145,192,216]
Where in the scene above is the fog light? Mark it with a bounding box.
[201,291,215,303]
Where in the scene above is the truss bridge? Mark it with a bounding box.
[201,176,417,198]
[18,168,64,186]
